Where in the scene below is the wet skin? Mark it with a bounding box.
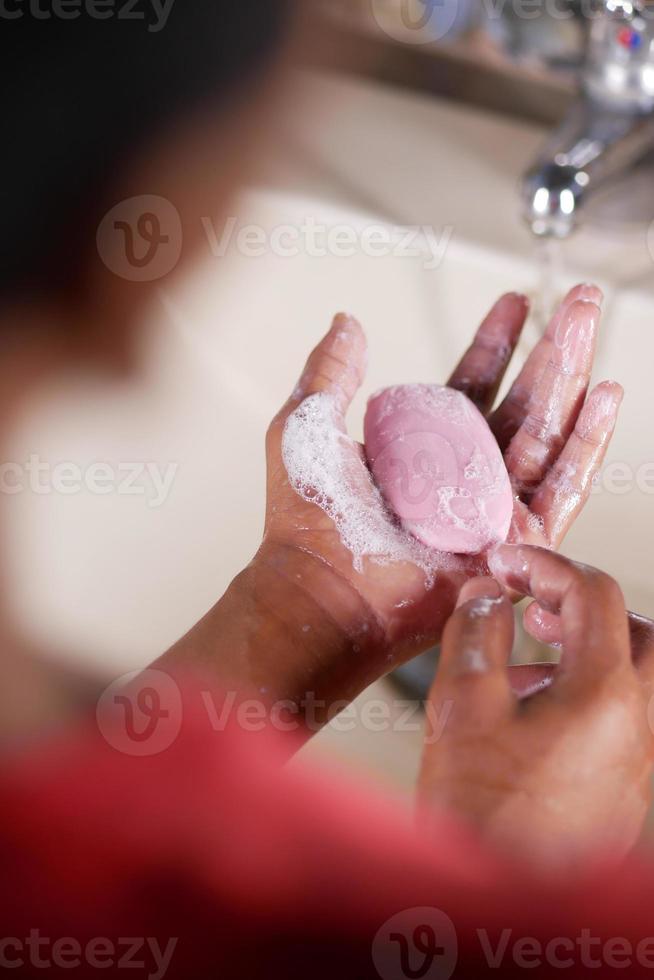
[161,284,624,729]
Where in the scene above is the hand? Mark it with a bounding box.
[523,581,654,666]
[255,285,620,706]
[418,545,654,869]
[162,286,621,729]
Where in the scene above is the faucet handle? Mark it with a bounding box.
[586,0,654,109]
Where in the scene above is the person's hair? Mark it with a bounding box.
[1,2,292,300]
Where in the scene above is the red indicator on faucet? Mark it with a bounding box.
[617,26,642,49]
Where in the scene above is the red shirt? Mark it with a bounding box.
[1,671,653,978]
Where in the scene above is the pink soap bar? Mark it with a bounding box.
[364,384,513,555]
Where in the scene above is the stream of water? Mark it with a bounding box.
[534,236,564,332]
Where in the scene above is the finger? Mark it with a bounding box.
[523,600,562,648]
[508,662,556,699]
[490,284,602,452]
[431,577,515,728]
[447,292,528,413]
[525,601,654,680]
[504,298,601,495]
[489,544,630,694]
[275,313,367,429]
[529,381,623,545]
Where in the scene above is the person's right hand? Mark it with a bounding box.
[163,285,621,735]
[418,545,654,870]
[254,285,618,712]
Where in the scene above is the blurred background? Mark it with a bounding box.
[8,0,654,801]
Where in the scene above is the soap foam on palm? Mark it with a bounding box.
[281,392,463,585]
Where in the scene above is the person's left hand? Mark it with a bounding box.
[418,546,654,869]
[247,284,621,712]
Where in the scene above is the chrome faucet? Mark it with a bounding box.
[523,0,654,237]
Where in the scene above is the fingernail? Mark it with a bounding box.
[492,293,529,322]
[331,312,360,334]
[455,576,503,609]
[488,543,531,591]
[554,300,600,373]
[503,292,529,307]
[597,381,624,410]
[526,606,562,649]
[576,283,604,308]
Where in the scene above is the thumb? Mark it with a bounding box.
[273,312,367,432]
[429,577,515,733]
